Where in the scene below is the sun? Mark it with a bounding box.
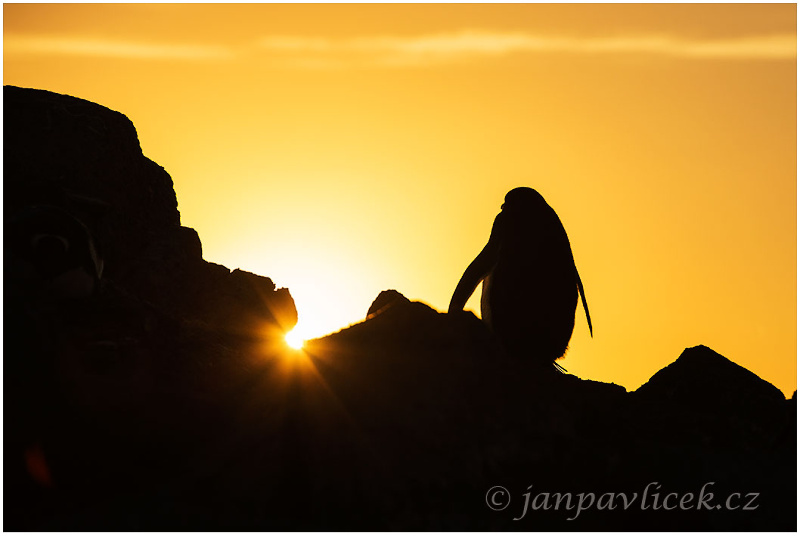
[284,328,305,350]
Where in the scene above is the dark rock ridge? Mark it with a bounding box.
[634,345,788,450]
[4,85,297,332]
[636,344,786,407]
[4,87,795,531]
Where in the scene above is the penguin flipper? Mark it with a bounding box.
[576,269,592,337]
[449,214,503,313]
[448,247,496,313]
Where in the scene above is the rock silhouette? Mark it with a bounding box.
[4,86,795,531]
[366,288,410,318]
[449,187,592,369]
[4,86,297,335]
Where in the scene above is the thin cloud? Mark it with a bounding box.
[258,31,797,67]
[4,35,235,61]
[4,31,795,66]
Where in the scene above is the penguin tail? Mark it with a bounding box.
[576,269,593,337]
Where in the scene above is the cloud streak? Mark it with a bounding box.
[259,31,797,65]
[4,35,234,61]
[5,31,795,67]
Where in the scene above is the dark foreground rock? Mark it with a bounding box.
[4,87,796,531]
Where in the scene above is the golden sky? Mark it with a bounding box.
[4,3,796,396]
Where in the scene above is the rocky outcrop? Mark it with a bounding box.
[4,85,179,278]
[366,288,410,318]
[635,344,786,408]
[4,85,297,333]
[633,345,788,449]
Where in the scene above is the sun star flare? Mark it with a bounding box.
[284,328,305,351]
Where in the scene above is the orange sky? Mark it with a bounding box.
[4,3,796,396]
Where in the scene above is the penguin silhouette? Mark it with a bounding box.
[448,187,592,369]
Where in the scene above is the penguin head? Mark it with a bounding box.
[501,187,547,214]
[496,187,572,257]
[499,187,553,231]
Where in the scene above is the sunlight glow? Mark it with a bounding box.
[285,328,305,350]
[223,234,381,345]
